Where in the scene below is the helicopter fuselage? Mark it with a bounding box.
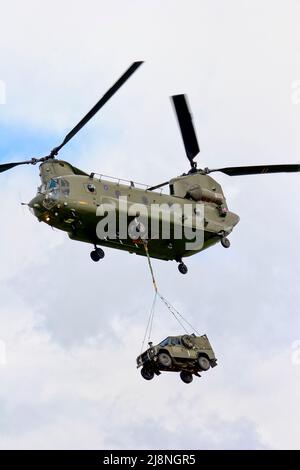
[1,60,298,270]
[29,160,239,261]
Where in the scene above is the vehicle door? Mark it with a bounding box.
[169,337,188,359]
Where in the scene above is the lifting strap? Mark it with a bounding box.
[140,291,157,355]
[144,242,158,293]
[141,241,200,350]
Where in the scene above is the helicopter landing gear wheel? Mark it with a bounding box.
[90,246,105,262]
[178,262,188,275]
[221,237,230,248]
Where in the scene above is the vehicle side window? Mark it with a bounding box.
[170,337,180,346]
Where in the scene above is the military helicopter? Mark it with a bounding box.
[1,61,299,274]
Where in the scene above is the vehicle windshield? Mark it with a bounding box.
[159,337,170,347]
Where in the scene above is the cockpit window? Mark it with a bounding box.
[37,184,47,194]
[49,178,59,190]
[60,179,70,196]
[43,178,69,209]
[47,178,70,196]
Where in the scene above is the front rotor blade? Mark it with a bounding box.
[0,160,34,173]
[207,164,300,176]
[171,94,200,165]
[51,61,144,156]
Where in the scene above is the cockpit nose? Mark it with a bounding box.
[28,193,46,218]
[29,177,70,219]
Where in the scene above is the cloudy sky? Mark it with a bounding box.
[0,0,300,450]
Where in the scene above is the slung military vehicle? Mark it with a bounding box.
[136,334,217,384]
[1,62,299,274]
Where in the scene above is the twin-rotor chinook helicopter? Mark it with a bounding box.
[1,61,300,274]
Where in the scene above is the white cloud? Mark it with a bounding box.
[0,0,300,450]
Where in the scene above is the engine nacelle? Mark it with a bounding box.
[169,173,227,207]
[187,185,224,205]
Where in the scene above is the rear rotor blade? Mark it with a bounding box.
[147,181,169,191]
[171,94,200,167]
[51,61,144,156]
[206,164,300,176]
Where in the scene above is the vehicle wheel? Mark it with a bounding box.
[181,335,194,349]
[90,250,101,262]
[221,237,230,248]
[141,366,154,381]
[158,352,172,367]
[178,262,188,274]
[180,371,193,384]
[198,356,210,371]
